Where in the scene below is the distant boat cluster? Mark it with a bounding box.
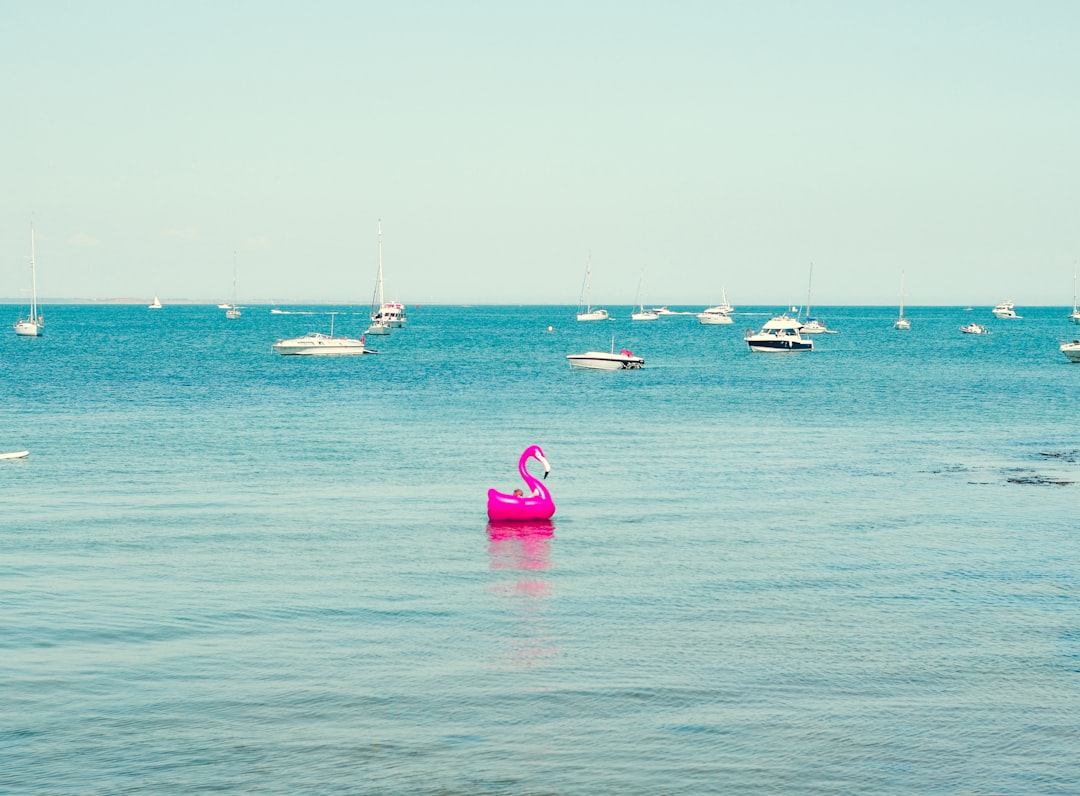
[565,261,1080,366]
[12,224,1080,364]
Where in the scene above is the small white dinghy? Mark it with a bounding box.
[1,450,29,460]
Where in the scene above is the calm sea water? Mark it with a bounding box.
[2,304,1079,794]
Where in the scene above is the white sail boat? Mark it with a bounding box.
[14,223,44,337]
[894,272,911,330]
[576,256,609,321]
[698,287,734,324]
[148,296,163,309]
[800,263,835,334]
[368,220,405,331]
[1069,264,1080,324]
[225,251,241,319]
[630,274,659,320]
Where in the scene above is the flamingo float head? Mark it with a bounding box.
[524,444,552,481]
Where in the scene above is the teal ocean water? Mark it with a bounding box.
[2,304,1079,794]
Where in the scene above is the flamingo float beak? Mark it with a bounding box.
[537,454,551,480]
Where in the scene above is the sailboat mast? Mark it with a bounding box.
[899,271,905,317]
[29,223,37,320]
[805,262,813,318]
[582,253,592,312]
[377,220,385,307]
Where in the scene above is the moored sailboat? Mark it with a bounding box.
[630,274,659,321]
[225,251,241,319]
[894,272,911,330]
[800,263,836,334]
[1070,265,1080,324]
[14,223,44,337]
[368,220,405,332]
[576,256,609,321]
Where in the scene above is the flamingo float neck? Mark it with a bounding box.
[518,445,550,498]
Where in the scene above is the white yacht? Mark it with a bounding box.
[148,296,163,309]
[273,313,376,356]
[576,257,609,321]
[992,301,1021,319]
[14,223,44,337]
[1061,340,1080,363]
[697,308,733,325]
[744,314,813,352]
[960,322,989,335]
[567,339,644,370]
[369,221,406,330]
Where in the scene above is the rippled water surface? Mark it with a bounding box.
[2,304,1079,794]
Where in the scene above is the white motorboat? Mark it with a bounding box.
[992,301,1020,319]
[273,313,376,356]
[14,223,44,337]
[567,339,644,369]
[894,272,911,330]
[960,322,989,334]
[1061,340,1080,363]
[148,296,162,309]
[369,221,406,329]
[576,256,609,321]
[0,450,29,460]
[225,251,241,319]
[649,306,676,315]
[697,308,733,325]
[744,314,813,352]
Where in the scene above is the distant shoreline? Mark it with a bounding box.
[0,299,1073,308]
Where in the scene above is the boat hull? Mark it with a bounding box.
[576,310,610,321]
[14,320,42,337]
[1061,342,1080,363]
[566,352,644,370]
[746,338,813,352]
[272,333,373,356]
[698,312,733,325]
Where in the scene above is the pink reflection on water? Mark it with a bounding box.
[485,520,559,670]
[486,520,554,572]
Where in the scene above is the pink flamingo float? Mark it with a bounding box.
[487,445,556,521]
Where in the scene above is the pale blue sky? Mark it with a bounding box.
[2,1,1078,305]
